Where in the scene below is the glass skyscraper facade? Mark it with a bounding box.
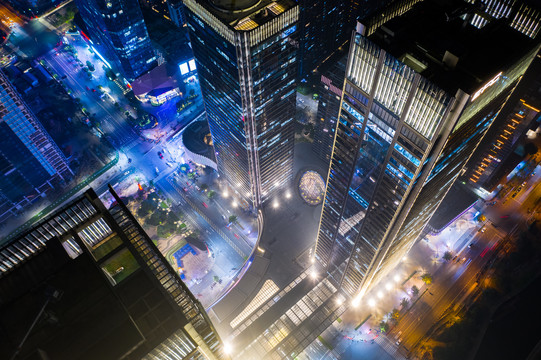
[314,1,541,300]
[75,0,156,81]
[0,70,72,223]
[183,0,298,209]
[0,187,227,359]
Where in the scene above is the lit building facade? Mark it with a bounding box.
[0,70,72,223]
[183,0,298,209]
[168,0,187,27]
[0,187,228,360]
[75,0,156,81]
[312,53,347,163]
[464,49,541,189]
[314,1,541,299]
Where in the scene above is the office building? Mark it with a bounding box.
[75,0,156,81]
[312,53,348,163]
[314,0,541,300]
[0,187,228,360]
[0,70,72,223]
[464,48,541,189]
[168,0,187,27]
[183,0,298,209]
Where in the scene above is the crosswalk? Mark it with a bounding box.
[375,335,407,360]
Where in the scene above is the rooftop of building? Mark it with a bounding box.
[366,0,540,95]
[131,63,181,97]
[192,0,297,30]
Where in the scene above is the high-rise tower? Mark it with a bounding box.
[0,70,72,223]
[0,187,228,360]
[75,0,156,81]
[314,0,541,300]
[183,0,298,209]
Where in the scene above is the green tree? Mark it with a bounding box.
[207,190,216,199]
[213,275,220,283]
[421,273,433,285]
[400,297,409,309]
[443,251,453,261]
[200,184,209,192]
[390,308,400,320]
[228,215,238,224]
[379,321,389,333]
[411,285,420,297]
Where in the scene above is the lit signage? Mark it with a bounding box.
[90,46,111,69]
[179,62,189,75]
[188,59,197,72]
[471,72,502,101]
[281,25,296,39]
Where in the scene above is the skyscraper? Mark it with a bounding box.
[464,49,541,189]
[75,0,156,81]
[0,70,72,223]
[183,0,298,209]
[0,187,228,360]
[312,53,347,163]
[314,0,541,300]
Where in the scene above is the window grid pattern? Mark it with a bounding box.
[232,271,308,337]
[374,54,415,116]
[0,197,97,275]
[347,35,380,93]
[235,278,338,360]
[230,279,279,329]
[403,77,451,140]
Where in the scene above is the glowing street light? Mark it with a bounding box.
[367,298,376,307]
[223,191,229,198]
[285,191,291,199]
[352,296,361,307]
[385,282,393,291]
[377,291,383,299]
[232,201,238,208]
[310,270,318,280]
[273,200,279,208]
[393,274,401,282]
[223,342,232,355]
[336,297,344,306]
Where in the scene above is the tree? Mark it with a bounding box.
[390,308,400,320]
[228,215,238,224]
[207,190,216,199]
[443,251,453,261]
[213,275,220,283]
[400,297,409,309]
[200,183,209,192]
[379,321,389,333]
[411,285,420,297]
[421,273,433,285]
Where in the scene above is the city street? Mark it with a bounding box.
[316,162,541,360]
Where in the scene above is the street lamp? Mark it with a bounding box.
[310,270,318,280]
[232,201,238,208]
[393,274,401,283]
[285,191,291,199]
[273,200,279,209]
[367,298,376,307]
[385,282,393,291]
[223,342,233,355]
[223,191,229,198]
[377,291,383,299]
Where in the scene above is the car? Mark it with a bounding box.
[396,338,402,346]
[158,151,164,159]
[92,88,96,92]
[85,86,90,90]
[202,202,208,208]
[468,242,474,248]
[234,233,240,239]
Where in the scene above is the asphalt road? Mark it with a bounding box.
[389,169,541,358]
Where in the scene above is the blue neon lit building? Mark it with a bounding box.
[0,70,73,222]
[314,0,541,300]
[183,0,298,209]
[75,0,156,81]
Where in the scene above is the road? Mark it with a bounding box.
[389,168,541,358]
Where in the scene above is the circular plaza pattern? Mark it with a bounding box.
[299,171,326,205]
